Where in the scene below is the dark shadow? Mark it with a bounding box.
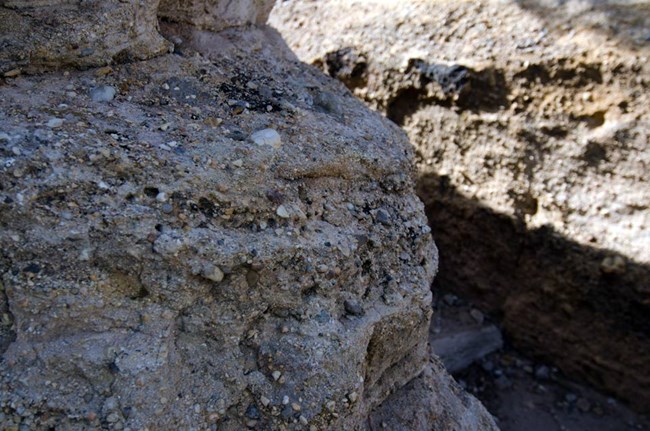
[418,170,650,412]
[514,0,650,48]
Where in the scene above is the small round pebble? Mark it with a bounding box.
[251,128,282,148]
[90,85,117,103]
[47,118,64,128]
[276,205,290,218]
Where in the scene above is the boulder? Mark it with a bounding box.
[271,0,650,411]
[0,5,498,430]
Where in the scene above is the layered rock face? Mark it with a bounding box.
[271,0,650,411]
[0,2,498,430]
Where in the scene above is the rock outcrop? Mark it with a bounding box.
[0,2,498,430]
[271,0,650,411]
[0,0,274,74]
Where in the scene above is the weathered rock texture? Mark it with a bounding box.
[0,0,275,74]
[0,4,498,431]
[159,0,275,32]
[271,0,650,411]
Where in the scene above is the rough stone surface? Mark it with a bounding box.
[370,355,500,431]
[0,15,497,431]
[0,0,274,74]
[159,0,275,32]
[0,0,171,74]
[271,0,650,411]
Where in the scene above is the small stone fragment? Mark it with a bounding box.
[245,404,260,419]
[90,85,117,103]
[375,208,390,225]
[470,309,484,325]
[272,370,282,381]
[79,47,94,57]
[260,396,271,407]
[47,118,64,128]
[251,128,282,148]
[3,68,21,78]
[202,265,224,282]
[344,300,364,316]
[600,255,626,275]
[276,205,290,218]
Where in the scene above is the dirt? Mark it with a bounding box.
[434,289,650,431]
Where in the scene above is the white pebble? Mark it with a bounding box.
[276,205,290,219]
[90,85,116,102]
[202,265,224,282]
[251,128,282,148]
[47,118,64,128]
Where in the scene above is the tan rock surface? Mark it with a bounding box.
[271,0,650,411]
[0,5,498,430]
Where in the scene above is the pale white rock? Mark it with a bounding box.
[251,128,281,148]
[47,118,63,128]
[276,205,290,219]
[202,264,224,282]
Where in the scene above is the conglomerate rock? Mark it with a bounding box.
[271,0,650,411]
[0,0,275,74]
[0,5,498,431]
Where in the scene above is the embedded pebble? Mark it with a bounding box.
[202,265,224,282]
[272,371,282,381]
[470,309,485,325]
[276,205,290,218]
[375,208,390,224]
[47,118,64,128]
[600,255,626,275]
[251,128,282,148]
[245,404,260,419]
[90,85,117,102]
[344,300,364,316]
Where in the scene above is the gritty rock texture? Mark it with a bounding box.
[0,0,274,75]
[0,0,171,74]
[0,15,497,431]
[271,0,650,411]
[159,0,275,32]
[370,355,499,431]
